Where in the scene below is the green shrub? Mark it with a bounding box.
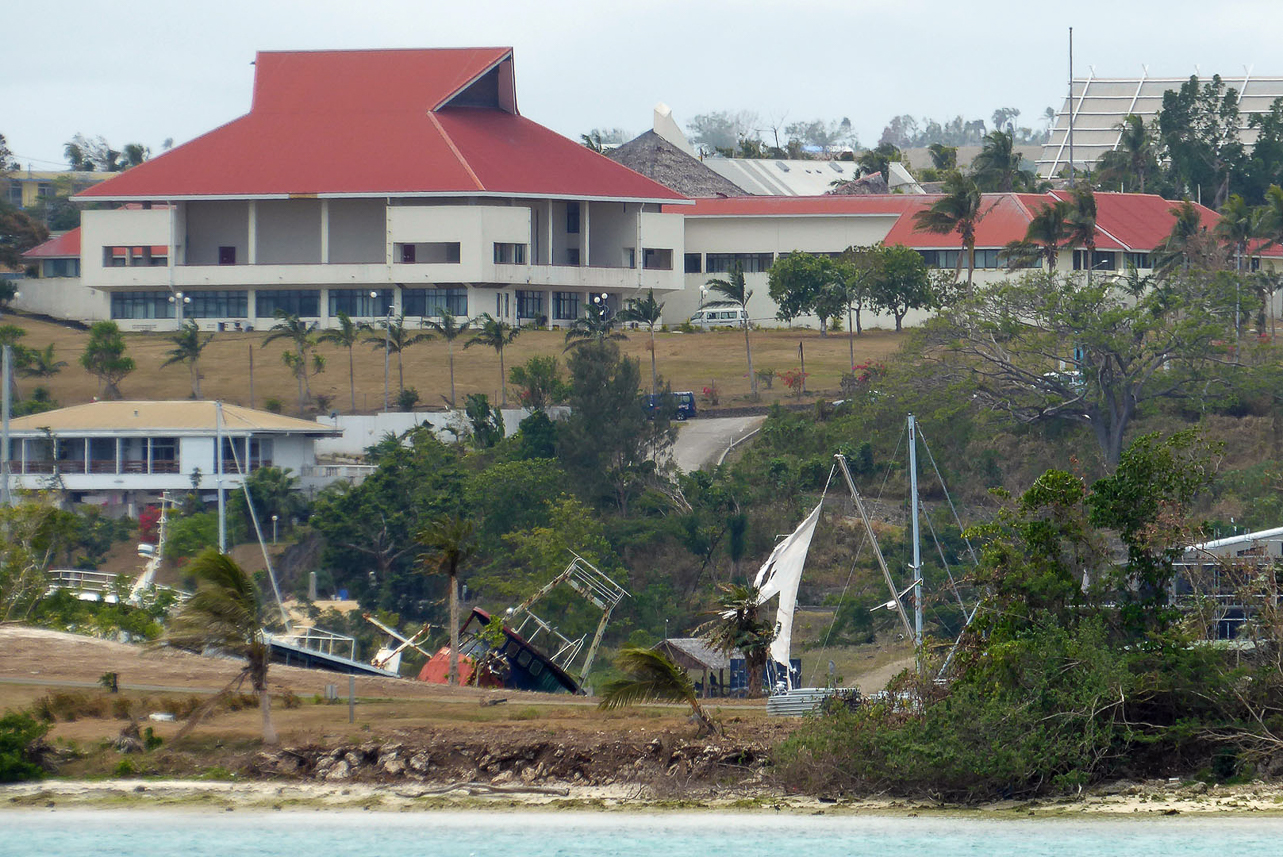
[0,710,48,782]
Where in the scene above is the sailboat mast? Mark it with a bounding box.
[908,414,922,648]
[216,401,226,554]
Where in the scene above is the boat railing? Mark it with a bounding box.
[275,625,358,661]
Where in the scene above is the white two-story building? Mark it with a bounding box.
[4,401,341,512]
[67,48,687,331]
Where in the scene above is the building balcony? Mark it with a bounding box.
[492,263,682,292]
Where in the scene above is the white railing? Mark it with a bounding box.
[272,626,358,661]
[300,463,377,484]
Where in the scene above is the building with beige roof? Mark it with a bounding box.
[3,400,341,512]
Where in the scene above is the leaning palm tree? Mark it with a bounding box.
[598,647,719,736]
[318,312,368,413]
[703,262,757,397]
[421,310,470,409]
[1065,185,1099,283]
[1002,198,1071,272]
[563,299,627,351]
[1154,200,1208,277]
[970,130,1033,192]
[617,289,664,396]
[912,172,988,287]
[416,515,475,687]
[464,313,520,408]
[365,315,430,397]
[158,548,277,745]
[162,319,214,398]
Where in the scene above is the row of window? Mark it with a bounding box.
[681,249,1171,276]
[110,288,471,320]
[104,246,168,267]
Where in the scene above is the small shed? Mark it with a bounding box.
[653,638,742,698]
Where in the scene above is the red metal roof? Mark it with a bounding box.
[674,195,921,217]
[22,228,80,259]
[76,48,684,203]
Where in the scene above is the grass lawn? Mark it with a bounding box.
[6,314,909,414]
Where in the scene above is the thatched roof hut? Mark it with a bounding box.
[608,131,747,198]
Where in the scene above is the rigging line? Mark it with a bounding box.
[917,425,979,567]
[806,425,906,687]
[225,438,291,631]
[921,499,971,618]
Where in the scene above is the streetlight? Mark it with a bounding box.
[168,291,191,327]
[272,514,278,545]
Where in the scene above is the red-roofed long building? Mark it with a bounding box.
[68,48,689,331]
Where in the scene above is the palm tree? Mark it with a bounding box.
[1066,185,1099,282]
[465,314,520,408]
[971,130,1033,192]
[703,262,757,397]
[416,516,475,687]
[162,320,214,398]
[17,343,66,379]
[421,310,470,410]
[262,311,323,413]
[564,299,627,351]
[365,315,430,397]
[581,131,605,153]
[597,647,719,735]
[1216,194,1260,342]
[913,172,988,287]
[1255,184,1283,339]
[1096,114,1154,193]
[158,549,278,745]
[696,583,775,698]
[1155,200,1208,277]
[318,312,368,413]
[617,289,664,396]
[1003,199,1072,272]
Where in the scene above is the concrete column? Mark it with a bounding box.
[546,199,554,266]
[545,289,553,329]
[581,202,590,267]
[247,201,258,265]
[320,200,330,264]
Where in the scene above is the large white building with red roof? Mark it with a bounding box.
[14,47,1281,333]
[62,48,688,331]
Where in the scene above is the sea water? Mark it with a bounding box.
[2,809,1282,857]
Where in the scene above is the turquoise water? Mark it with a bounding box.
[3,809,1282,856]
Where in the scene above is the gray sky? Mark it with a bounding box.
[7,0,1283,169]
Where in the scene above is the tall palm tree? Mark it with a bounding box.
[365,315,430,397]
[618,289,664,396]
[1255,184,1283,339]
[1066,185,1099,283]
[695,583,775,698]
[416,516,475,687]
[913,172,988,287]
[262,311,323,413]
[564,299,627,351]
[971,130,1033,192]
[1155,200,1208,277]
[1003,199,1072,272]
[162,320,214,398]
[318,312,368,413]
[703,263,757,398]
[1095,114,1154,194]
[159,549,277,745]
[598,647,719,736]
[1216,194,1260,342]
[421,310,470,410]
[465,314,520,408]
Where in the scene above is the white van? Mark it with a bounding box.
[689,308,748,329]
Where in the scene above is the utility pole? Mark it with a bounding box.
[216,401,226,553]
[1068,27,1075,186]
[1,345,10,507]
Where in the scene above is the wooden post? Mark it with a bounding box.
[348,674,355,724]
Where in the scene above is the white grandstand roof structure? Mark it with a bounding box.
[1038,70,1283,178]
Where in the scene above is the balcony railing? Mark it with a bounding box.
[17,458,181,476]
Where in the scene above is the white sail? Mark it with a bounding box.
[755,500,823,675]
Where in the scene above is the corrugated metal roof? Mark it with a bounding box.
[704,158,862,196]
[7,401,341,435]
[76,49,686,204]
[22,228,80,259]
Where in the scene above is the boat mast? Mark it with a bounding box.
[216,401,226,554]
[908,414,923,660]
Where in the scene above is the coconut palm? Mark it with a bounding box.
[971,130,1034,192]
[1216,194,1258,273]
[1002,199,1072,272]
[416,515,475,687]
[617,289,664,396]
[1066,185,1099,282]
[158,549,277,744]
[465,314,520,408]
[162,320,214,398]
[912,172,988,287]
[564,299,626,351]
[1154,200,1209,277]
[696,583,776,699]
[421,310,470,409]
[703,262,757,397]
[262,311,323,413]
[16,343,66,379]
[365,315,430,397]
[1096,114,1155,193]
[318,312,369,413]
[597,647,719,736]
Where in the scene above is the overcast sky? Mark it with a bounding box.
[7,0,1283,169]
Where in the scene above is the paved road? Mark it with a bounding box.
[670,415,766,472]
